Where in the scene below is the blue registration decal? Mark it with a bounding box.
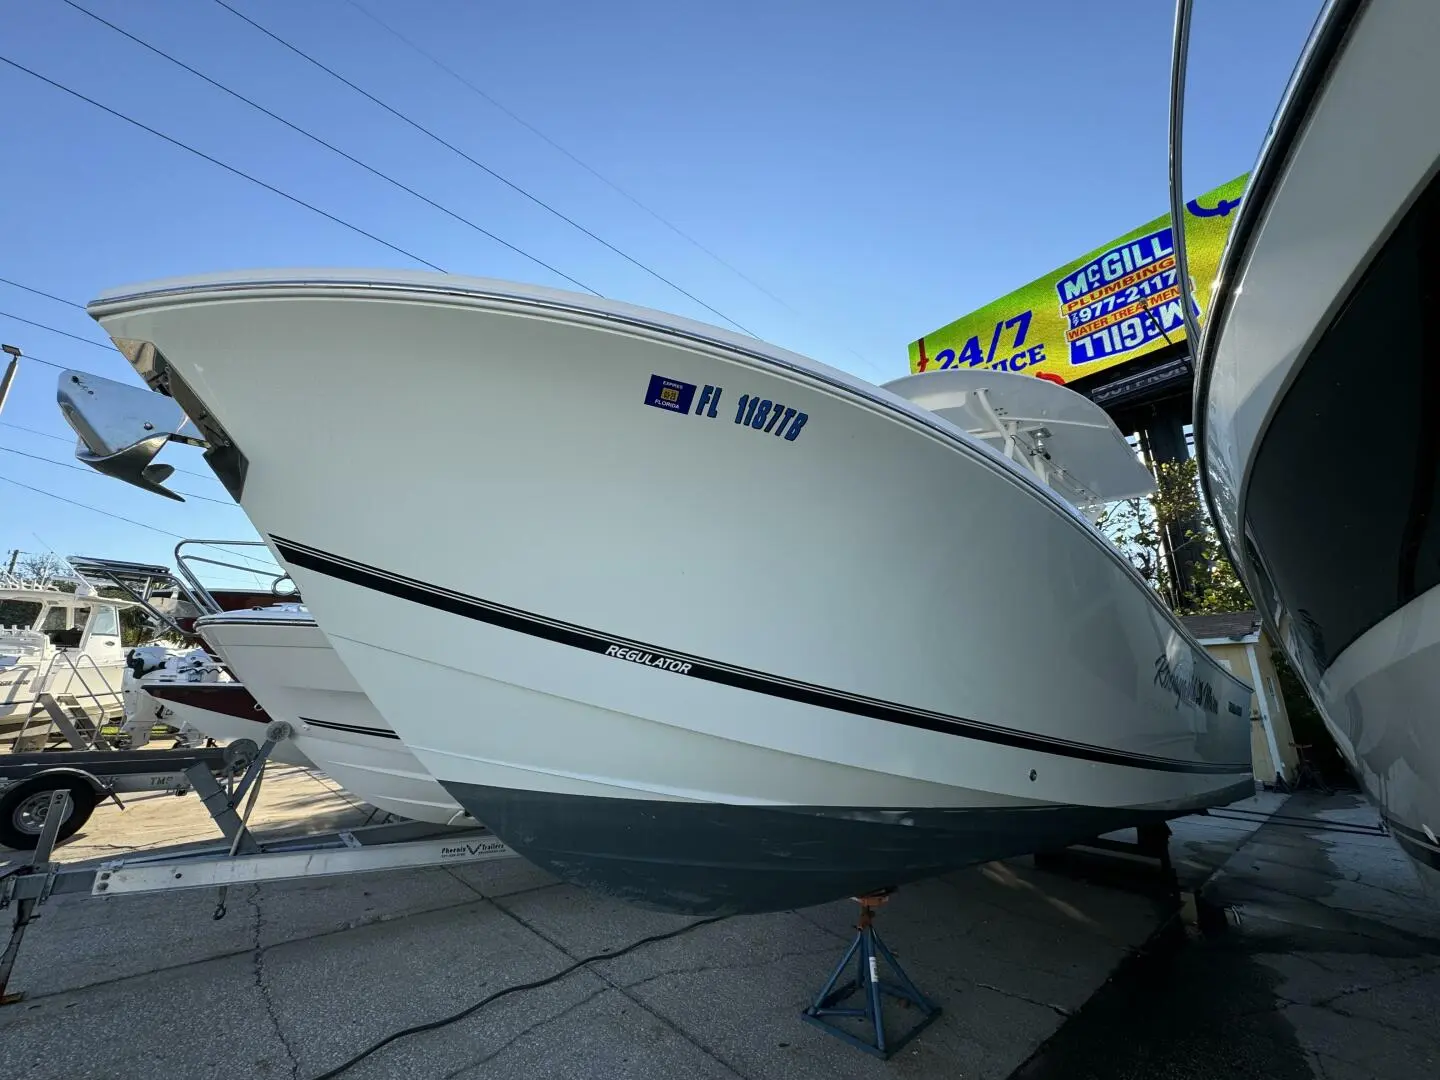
[643,374,697,414]
[642,374,808,443]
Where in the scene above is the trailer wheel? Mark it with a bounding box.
[0,777,97,850]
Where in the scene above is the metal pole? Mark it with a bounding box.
[1168,0,1205,353]
[0,345,20,420]
[0,789,71,1005]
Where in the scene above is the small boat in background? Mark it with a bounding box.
[1,566,134,747]
[126,645,314,767]
[194,603,470,826]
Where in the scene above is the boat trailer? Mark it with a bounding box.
[0,721,518,1004]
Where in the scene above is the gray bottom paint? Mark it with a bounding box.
[444,780,1256,915]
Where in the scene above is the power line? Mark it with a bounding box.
[0,309,114,352]
[0,54,443,272]
[0,277,86,310]
[0,473,188,539]
[0,475,279,573]
[1,418,223,482]
[343,0,791,310]
[340,1,888,380]
[0,289,224,488]
[58,0,598,296]
[0,443,236,505]
[212,0,756,336]
[0,350,66,372]
[0,280,108,371]
[3,419,87,444]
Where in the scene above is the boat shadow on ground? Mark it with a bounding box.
[1009,793,1440,1080]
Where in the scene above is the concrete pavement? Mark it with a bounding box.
[3,783,1436,1080]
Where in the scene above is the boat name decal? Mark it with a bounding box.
[604,643,693,674]
[642,373,809,442]
[1152,655,1219,714]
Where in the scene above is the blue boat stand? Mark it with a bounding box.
[800,889,941,1058]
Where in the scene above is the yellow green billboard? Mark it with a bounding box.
[908,173,1248,383]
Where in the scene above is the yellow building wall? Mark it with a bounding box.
[1197,637,1297,785]
[1252,641,1299,776]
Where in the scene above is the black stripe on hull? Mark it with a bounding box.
[445,779,1258,916]
[195,616,317,629]
[299,716,400,740]
[271,536,1251,777]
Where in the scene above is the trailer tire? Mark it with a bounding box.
[0,777,97,850]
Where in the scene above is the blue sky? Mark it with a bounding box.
[1,0,1322,574]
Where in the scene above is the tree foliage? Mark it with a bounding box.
[10,551,73,589]
[1094,457,1251,616]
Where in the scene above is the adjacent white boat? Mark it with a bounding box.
[194,605,470,826]
[1192,0,1440,879]
[71,269,1253,914]
[1,579,129,742]
[128,645,315,767]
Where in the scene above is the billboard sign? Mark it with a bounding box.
[908,173,1248,384]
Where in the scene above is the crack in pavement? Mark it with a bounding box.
[1309,963,1439,1011]
[622,944,842,994]
[788,907,855,943]
[10,889,493,1005]
[439,985,612,1079]
[249,885,301,1080]
[487,897,752,1080]
[441,865,562,906]
[972,979,1072,1019]
[1252,953,1440,1022]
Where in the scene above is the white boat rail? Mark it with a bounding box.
[8,653,123,752]
[37,651,122,718]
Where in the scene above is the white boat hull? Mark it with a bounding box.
[89,271,1253,913]
[1318,585,1440,872]
[194,610,469,826]
[1194,0,1440,880]
[134,682,315,768]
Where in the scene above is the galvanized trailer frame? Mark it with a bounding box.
[0,725,516,1003]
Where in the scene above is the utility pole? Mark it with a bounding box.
[1142,400,1204,610]
[0,344,19,420]
[4,348,26,588]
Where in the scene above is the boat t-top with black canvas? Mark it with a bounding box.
[63,268,1253,914]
